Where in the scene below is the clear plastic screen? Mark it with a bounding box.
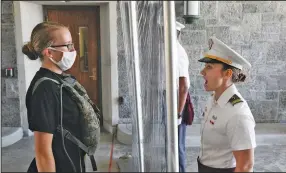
[118,1,167,172]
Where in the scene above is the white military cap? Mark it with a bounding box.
[176,21,185,31]
[198,36,251,70]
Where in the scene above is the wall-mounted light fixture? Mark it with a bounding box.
[183,1,200,24]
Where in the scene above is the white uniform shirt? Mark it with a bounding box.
[177,41,190,89]
[177,41,190,125]
[199,84,256,168]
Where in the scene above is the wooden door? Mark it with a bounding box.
[44,6,100,105]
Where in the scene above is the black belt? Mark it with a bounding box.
[197,157,235,172]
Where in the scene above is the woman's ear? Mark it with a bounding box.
[41,48,52,57]
[225,69,233,79]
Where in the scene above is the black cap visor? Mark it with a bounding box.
[198,57,223,64]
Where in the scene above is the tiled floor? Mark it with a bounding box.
[2,131,286,172]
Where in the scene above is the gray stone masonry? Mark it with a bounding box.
[117,1,286,123]
[1,1,20,127]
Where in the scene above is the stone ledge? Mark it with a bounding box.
[2,127,23,148]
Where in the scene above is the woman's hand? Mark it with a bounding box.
[34,131,55,172]
[233,148,254,172]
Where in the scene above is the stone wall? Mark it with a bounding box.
[1,1,20,127]
[117,1,286,123]
[175,1,286,123]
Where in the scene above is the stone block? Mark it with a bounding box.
[281,27,286,39]
[248,75,266,91]
[278,75,286,90]
[1,25,16,46]
[185,19,205,30]
[205,19,218,26]
[277,1,286,14]
[1,46,17,67]
[1,1,13,14]
[257,1,278,13]
[278,112,286,122]
[253,91,266,101]
[255,62,286,76]
[206,26,230,44]
[238,88,253,101]
[241,46,265,65]
[241,13,261,32]
[193,77,205,93]
[230,27,251,46]
[264,33,281,42]
[218,2,242,26]
[1,79,6,97]
[1,13,14,25]
[188,79,195,94]
[181,31,206,46]
[1,98,21,127]
[200,1,218,19]
[188,60,203,71]
[242,3,258,13]
[250,32,280,42]
[266,91,279,101]
[279,91,286,110]
[189,69,201,76]
[265,75,279,91]
[185,46,204,61]
[281,43,286,60]
[265,42,283,61]
[262,13,285,23]
[5,79,19,98]
[248,100,279,123]
[262,23,281,33]
[242,1,277,13]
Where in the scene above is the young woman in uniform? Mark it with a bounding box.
[197,36,256,172]
[23,22,85,172]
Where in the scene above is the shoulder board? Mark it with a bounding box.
[228,94,243,106]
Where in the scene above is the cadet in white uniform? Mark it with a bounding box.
[197,37,256,172]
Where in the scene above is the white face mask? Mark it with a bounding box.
[48,48,77,71]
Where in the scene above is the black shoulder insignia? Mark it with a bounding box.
[228,94,243,106]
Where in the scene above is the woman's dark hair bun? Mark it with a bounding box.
[238,73,246,82]
[22,43,39,60]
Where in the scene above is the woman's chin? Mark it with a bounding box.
[204,84,213,92]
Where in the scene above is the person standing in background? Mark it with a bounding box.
[176,21,194,173]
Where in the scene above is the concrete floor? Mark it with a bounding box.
[1,131,131,172]
[2,124,286,172]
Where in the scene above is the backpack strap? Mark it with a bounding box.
[56,126,90,154]
[32,77,60,95]
[55,127,98,171]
